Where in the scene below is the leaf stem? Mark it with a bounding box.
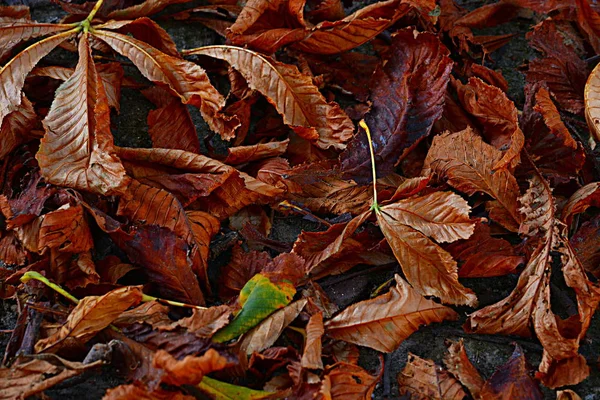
[21,271,80,304]
[360,119,380,214]
[20,272,206,310]
[85,0,105,23]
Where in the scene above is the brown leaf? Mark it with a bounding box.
[0,354,101,400]
[228,0,434,55]
[423,127,522,231]
[446,222,524,278]
[103,383,196,400]
[585,48,600,147]
[324,362,381,400]
[397,353,467,400]
[521,85,585,181]
[0,20,73,62]
[0,30,74,130]
[223,140,289,165]
[341,29,452,182]
[0,95,37,160]
[114,225,206,305]
[301,312,324,370]
[377,192,477,306]
[35,286,143,353]
[480,345,542,400]
[454,77,524,170]
[219,244,271,299]
[153,349,235,386]
[465,174,600,387]
[443,340,485,399]
[557,390,583,400]
[186,45,353,150]
[98,18,179,56]
[113,301,172,328]
[324,275,458,352]
[161,305,233,338]
[117,147,283,219]
[107,0,192,20]
[37,33,129,196]
[92,29,238,139]
[570,216,600,277]
[142,87,200,153]
[561,182,600,227]
[239,299,308,356]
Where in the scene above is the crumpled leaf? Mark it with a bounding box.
[465,173,600,388]
[0,354,102,400]
[92,29,238,139]
[301,312,324,370]
[323,362,381,400]
[397,353,467,400]
[341,29,452,182]
[570,216,600,277]
[35,286,143,353]
[521,84,585,181]
[454,77,524,170]
[239,298,308,355]
[377,192,477,306]
[228,0,434,55]
[152,349,235,386]
[213,254,303,342]
[37,33,129,196]
[423,127,522,231]
[561,182,600,227]
[324,275,458,352]
[443,340,485,399]
[185,45,353,150]
[446,222,524,278]
[585,56,600,148]
[162,305,233,338]
[479,345,543,400]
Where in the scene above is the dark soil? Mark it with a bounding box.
[1,0,599,399]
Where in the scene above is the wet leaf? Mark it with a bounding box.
[341,29,452,182]
[324,275,458,352]
[186,45,353,150]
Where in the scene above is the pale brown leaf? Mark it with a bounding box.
[324,275,458,352]
[301,312,324,370]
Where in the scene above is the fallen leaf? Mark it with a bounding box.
[397,353,467,400]
[301,312,324,370]
[341,29,452,182]
[324,275,458,352]
[324,362,381,400]
[377,192,478,306]
[35,286,144,353]
[153,349,235,386]
[185,45,354,150]
[239,298,308,355]
[443,340,485,399]
[0,355,101,400]
[585,49,600,148]
[480,345,543,400]
[423,127,522,231]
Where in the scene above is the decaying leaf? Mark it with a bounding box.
[341,29,453,182]
[443,340,485,399]
[324,275,458,352]
[397,353,467,400]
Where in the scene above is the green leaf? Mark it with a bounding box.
[212,273,295,343]
[198,376,275,400]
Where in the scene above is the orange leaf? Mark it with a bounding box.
[301,312,324,370]
[324,275,458,352]
[35,286,143,353]
[153,349,235,386]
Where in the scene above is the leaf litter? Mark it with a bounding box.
[1,0,600,398]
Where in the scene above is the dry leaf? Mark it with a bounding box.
[324,275,458,352]
[397,353,467,400]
